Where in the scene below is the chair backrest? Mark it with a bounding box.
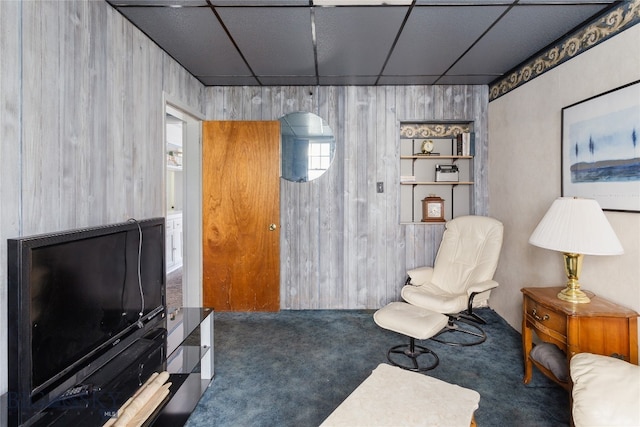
[430,215,504,294]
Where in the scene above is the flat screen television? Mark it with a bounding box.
[7,218,166,425]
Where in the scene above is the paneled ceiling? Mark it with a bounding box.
[106,0,620,86]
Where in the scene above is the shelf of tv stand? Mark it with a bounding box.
[152,307,214,426]
[0,307,214,427]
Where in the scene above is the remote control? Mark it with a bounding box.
[55,384,93,401]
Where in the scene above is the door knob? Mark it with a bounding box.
[269,224,277,231]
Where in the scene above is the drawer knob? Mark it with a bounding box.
[532,309,549,322]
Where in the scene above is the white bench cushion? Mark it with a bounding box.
[320,363,480,427]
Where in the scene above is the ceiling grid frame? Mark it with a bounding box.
[106,0,629,96]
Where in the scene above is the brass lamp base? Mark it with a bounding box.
[556,252,590,304]
[557,286,591,304]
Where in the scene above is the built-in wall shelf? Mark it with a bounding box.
[401,182,474,185]
[400,155,473,160]
[399,121,475,224]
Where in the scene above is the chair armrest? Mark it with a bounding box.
[467,280,498,295]
[407,266,434,286]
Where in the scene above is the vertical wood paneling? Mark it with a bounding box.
[343,87,358,307]
[107,7,129,219]
[374,86,388,305]
[203,85,488,310]
[474,86,490,216]
[318,86,341,307]
[385,86,406,302]
[0,0,22,397]
[0,0,205,393]
[22,0,59,234]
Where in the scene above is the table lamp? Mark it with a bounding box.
[528,197,623,303]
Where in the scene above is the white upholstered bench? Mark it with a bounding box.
[320,363,480,427]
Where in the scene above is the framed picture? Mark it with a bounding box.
[562,80,640,212]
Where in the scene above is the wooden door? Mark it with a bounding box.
[202,121,280,311]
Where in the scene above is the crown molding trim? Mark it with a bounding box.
[489,1,640,102]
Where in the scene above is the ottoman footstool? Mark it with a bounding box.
[373,302,448,372]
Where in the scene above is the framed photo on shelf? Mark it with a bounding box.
[561,80,640,212]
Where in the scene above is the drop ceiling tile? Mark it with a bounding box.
[415,0,513,3]
[377,75,440,85]
[384,5,509,76]
[318,75,379,85]
[435,74,498,85]
[516,0,615,4]
[198,76,260,85]
[259,75,319,85]
[314,6,410,76]
[108,0,208,5]
[315,0,412,4]
[118,7,250,77]
[448,3,612,75]
[216,7,316,76]
[211,0,309,4]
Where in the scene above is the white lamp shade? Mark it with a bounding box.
[529,197,624,256]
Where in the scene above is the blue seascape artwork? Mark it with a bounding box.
[568,105,640,183]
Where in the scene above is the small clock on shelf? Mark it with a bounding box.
[416,139,439,156]
[421,139,434,154]
[421,195,445,223]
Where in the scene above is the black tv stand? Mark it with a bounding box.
[153,307,214,426]
[1,307,214,427]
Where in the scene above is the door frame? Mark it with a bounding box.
[163,93,204,307]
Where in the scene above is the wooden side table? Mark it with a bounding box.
[521,287,638,390]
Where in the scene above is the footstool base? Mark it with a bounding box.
[374,302,448,372]
[387,340,439,372]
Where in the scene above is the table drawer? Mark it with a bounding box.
[524,297,567,337]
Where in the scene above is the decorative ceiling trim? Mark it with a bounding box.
[489,1,640,102]
[400,122,472,138]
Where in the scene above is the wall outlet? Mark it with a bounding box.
[376,182,384,193]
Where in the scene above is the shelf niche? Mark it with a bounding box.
[399,122,474,224]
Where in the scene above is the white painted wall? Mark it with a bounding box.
[488,25,640,344]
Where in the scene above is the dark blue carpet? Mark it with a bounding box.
[185,309,568,427]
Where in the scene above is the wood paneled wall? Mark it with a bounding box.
[0,0,205,393]
[205,85,488,309]
[0,1,489,394]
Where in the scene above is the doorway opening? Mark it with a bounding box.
[165,109,184,308]
[164,99,203,309]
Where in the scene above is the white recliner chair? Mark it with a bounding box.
[374,216,503,371]
[401,215,504,346]
[570,353,640,427]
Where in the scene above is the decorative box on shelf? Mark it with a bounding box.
[435,164,459,182]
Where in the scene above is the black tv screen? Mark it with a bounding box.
[7,218,166,424]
